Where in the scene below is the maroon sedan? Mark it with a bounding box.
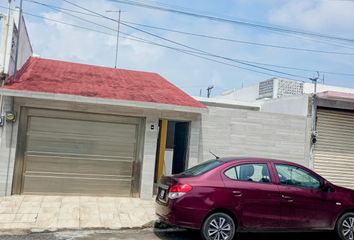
[155,157,354,240]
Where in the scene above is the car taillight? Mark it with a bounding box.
[168,183,192,199]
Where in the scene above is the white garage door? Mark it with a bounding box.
[314,108,354,189]
[13,108,143,196]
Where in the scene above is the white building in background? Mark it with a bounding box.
[0,6,33,76]
[216,77,354,102]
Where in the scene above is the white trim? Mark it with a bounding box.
[0,89,208,114]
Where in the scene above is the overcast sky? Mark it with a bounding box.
[2,0,354,96]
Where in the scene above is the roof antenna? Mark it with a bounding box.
[209,150,220,160]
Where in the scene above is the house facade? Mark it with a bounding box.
[0,57,206,199]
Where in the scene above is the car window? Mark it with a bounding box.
[181,160,224,177]
[275,164,320,189]
[224,163,271,183]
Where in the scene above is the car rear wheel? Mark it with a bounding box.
[337,212,354,240]
[201,212,235,240]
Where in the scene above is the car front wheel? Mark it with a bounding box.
[201,212,235,240]
[337,212,354,240]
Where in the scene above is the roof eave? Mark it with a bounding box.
[0,89,208,114]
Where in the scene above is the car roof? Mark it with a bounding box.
[217,157,301,166]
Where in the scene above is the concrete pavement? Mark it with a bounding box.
[0,195,156,233]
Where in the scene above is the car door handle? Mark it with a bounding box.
[232,191,242,197]
[282,195,294,202]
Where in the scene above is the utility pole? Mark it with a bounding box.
[106,9,121,68]
[309,71,320,169]
[207,85,214,98]
[309,71,320,94]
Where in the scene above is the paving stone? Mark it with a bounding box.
[22,196,43,202]
[0,214,16,223]
[14,213,37,223]
[41,201,61,208]
[17,206,40,214]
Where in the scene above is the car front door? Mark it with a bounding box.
[274,163,336,230]
[222,163,281,230]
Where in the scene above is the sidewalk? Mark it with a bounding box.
[0,195,157,233]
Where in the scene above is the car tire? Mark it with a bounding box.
[336,212,354,240]
[201,212,236,240]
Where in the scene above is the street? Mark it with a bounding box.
[0,229,338,240]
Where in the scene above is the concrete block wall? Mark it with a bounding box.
[0,96,19,196]
[200,105,310,167]
[188,114,201,168]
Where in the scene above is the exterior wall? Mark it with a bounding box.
[215,84,259,102]
[215,80,354,103]
[304,83,354,95]
[199,104,311,167]
[0,97,202,199]
[0,96,19,196]
[0,9,33,75]
[261,95,310,117]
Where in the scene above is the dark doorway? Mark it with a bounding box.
[172,122,189,174]
[154,120,190,183]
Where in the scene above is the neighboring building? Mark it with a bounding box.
[217,77,354,102]
[312,92,354,189]
[196,97,311,168]
[0,7,33,75]
[199,91,354,190]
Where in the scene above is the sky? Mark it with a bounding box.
[1,0,354,97]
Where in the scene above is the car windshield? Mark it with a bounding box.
[180,160,224,177]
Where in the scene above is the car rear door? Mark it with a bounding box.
[274,163,336,230]
[222,162,281,230]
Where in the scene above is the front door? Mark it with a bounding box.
[223,163,281,230]
[275,164,335,229]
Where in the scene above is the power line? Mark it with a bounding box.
[8,2,354,79]
[59,0,310,80]
[121,20,354,56]
[108,0,354,44]
[22,1,354,79]
[0,7,300,80]
[25,0,354,52]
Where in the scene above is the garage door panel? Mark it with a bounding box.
[24,155,134,176]
[314,108,354,189]
[29,117,137,138]
[22,175,132,196]
[26,135,136,157]
[16,108,142,196]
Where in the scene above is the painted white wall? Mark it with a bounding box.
[0,8,33,75]
[261,95,310,117]
[304,83,354,94]
[215,84,260,102]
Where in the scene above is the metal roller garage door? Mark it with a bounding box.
[314,108,354,189]
[13,108,143,196]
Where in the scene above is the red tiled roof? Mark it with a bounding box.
[3,57,206,109]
